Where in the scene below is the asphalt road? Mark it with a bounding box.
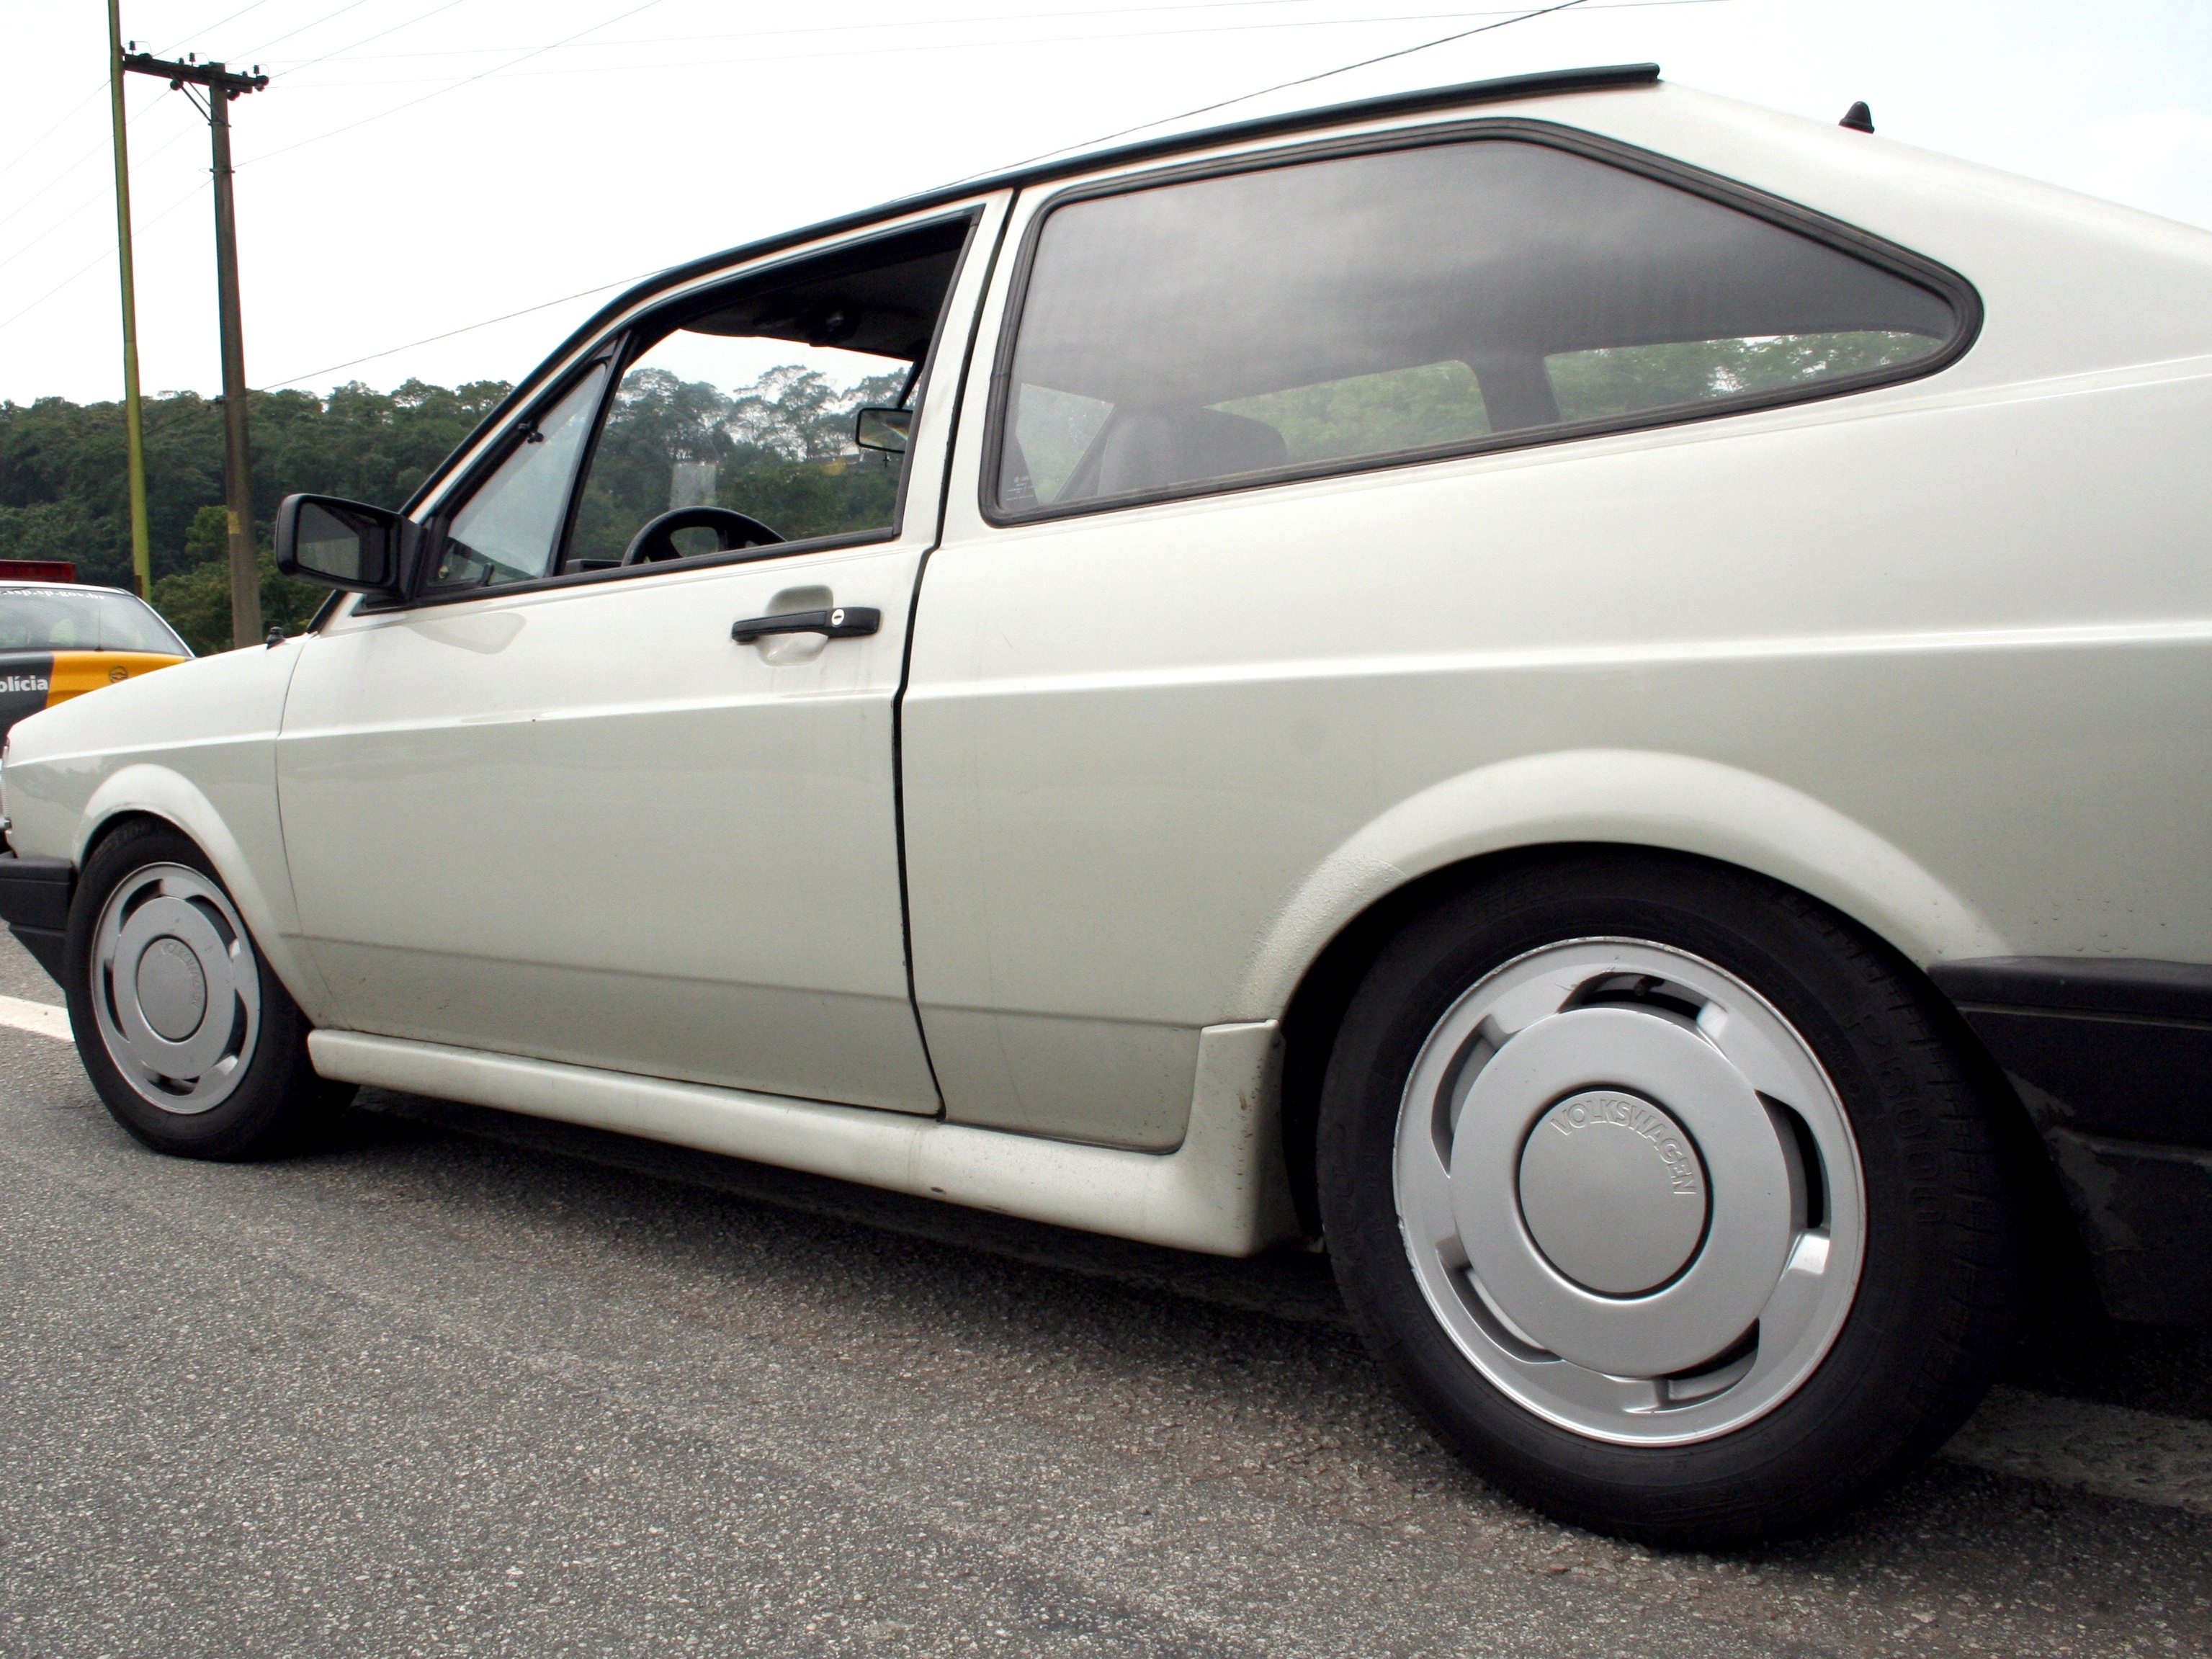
[2,934,2210,1657]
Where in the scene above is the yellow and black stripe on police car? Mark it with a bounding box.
[0,650,187,738]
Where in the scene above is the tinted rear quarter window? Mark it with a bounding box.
[995,134,1966,515]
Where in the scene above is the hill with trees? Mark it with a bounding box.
[0,367,892,655]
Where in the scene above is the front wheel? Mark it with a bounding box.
[65,820,351,1159]
[1317,852,2022,1544]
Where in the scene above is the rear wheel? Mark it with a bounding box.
[66,820,350,1158]
[1317,851,2021,1544]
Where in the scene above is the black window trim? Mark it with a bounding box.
[396,352,619,607]
[978,116,1985,529]
[397,64,1662,522]
[367,207,985,615]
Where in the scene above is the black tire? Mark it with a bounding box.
[1317,849,2023,1545]
[66,819,351,1159]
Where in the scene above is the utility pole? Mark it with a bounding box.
[121,50,269,648]
[104,3,151,599]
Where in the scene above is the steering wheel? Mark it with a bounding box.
[619,506,784,567]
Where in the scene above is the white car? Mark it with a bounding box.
[4,64,2208,1545]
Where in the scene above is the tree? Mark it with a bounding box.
[2,367,905,646]
[569,364,907,560]
[148,506,326,656]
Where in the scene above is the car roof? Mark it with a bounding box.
[0,582,138,598]
[407,62,1661,515]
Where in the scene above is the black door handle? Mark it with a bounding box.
[730,606,880,644]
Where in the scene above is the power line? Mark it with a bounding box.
[0,177,211,341]
[0,79,112,189]
[4,0,1673,397]
[0,76,212,241]
[161,0,284,54]
[0,125,202,281]
[246,0,1642,394]
[967,0,1603,182]
[251,0,1659,63]
[241,0,384,58]
[241,0,676,170]
[274,0,478,75]
[257,267,666,391]
[271,0,1713,90]
[239,0,1698,164]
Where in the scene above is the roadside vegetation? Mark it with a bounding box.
[0,367,893,655]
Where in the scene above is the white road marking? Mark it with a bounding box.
[0,993,69,1041]
[1,965,2204,1519]
[1945,1385,2212,1513]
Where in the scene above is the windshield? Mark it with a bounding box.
[0,589,190,655]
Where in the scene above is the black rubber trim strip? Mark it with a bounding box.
[7,926,65,986]
[888,195,1018,1118]
[1931,957,2212,1318]
[1929,956,2212,1026]
[0,852,74,933]
[398,63,1660,518]
[2038,1127,2212,1324]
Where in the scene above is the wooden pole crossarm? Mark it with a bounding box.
[119,54,268,97]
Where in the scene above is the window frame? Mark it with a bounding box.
[979,117,1984,527]
[411,353,619,600]
[373,207,983,614]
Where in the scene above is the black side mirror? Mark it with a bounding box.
[274,494,408,594]
[854,407,910,455]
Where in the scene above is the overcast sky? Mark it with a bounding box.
[4,0,2208,406]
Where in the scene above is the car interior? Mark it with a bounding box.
[1002,137,1961,511]
[431,217,971,591]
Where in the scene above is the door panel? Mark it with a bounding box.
[280,542,940,1111]
[278,197,1006,1110]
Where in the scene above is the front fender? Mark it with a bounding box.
[72,764,333,1024]
[2,644,332,1024]
[1233,748,2013,1017]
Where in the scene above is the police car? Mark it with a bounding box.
[0,563,190,741]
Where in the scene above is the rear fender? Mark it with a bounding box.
[1236,748,2012,1018]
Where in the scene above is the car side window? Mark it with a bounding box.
[432,365,610,589]
[562,217,971,571]
[995,136,1966,515]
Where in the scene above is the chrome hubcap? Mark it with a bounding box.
[91,862,261,1115]
[1395,938,1864,1444]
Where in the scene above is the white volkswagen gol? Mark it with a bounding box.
[4,65,2208,1546]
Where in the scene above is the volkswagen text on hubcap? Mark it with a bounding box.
[1394,938,1865,1445]
[91,863,261,1114]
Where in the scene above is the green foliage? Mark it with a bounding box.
[182,501,228,565]
[1549,331,1936,422]
[13,367,910,643]
[1012,386,1111,502]
[571,364,907,561]
[0,377,510,639]
[148,505,328,656]
[0,498,98,565]
[1220,362,1491,464]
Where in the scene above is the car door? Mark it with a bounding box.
[277,202,999,1113]
[900,127,1994,1150]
